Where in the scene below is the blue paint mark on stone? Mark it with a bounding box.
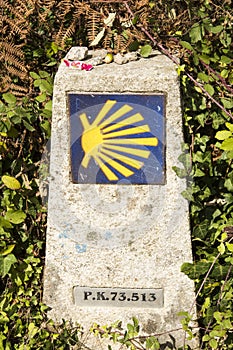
[62,255,69,260]
[75,244,87,253]
[104,231,112,240]
[59,232,68,239]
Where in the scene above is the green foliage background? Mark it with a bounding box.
[1,0,233,349]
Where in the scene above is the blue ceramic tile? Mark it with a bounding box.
[69,94,165,184]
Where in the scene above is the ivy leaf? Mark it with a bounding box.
[128,40,140,52]
[0,245,15,256]
[208,25,223,34]
[198,72,209,83]
[45,100,52,111]
[209,338,218,349]
[132,15,139,24]
[34,79,42,87]
[5,210,26,224]
[2,93,17,105]
[39,70,50,78]
[140,44,152,58]
[172,166,188,178]
[47,61,57,67]
[199,54,210,64]
[178,152,192,171]
[218,242,225,254]
[193,220,209,240]
[23,120,35,131]
[221,99,233,109]
[220,55,232,64]
[181,261,211,279]
[215,130,232,140]
[111,333,118,343]
[194,168,205,177]
[204,84,214,96]
[227,151,233,159]
[2,175,21,190]
[30,71,40,79]
[40,80,53,95]
[181,188,194,201]
[35,93,47,102]
[0,217,13,229]
[180,41,194,51]
[28,322,39,338]
[0,254,17,277]
[221,138,233,151]
[146,336,160,349]
[132,317,139,328]
[33,48,43,57]
[224,178,233,191]
[40,121,51,137]
[189,23,202,43]
[220,69,228,78]
[226,243,233,252]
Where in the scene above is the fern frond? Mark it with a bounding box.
[54,22,76,48]
[73,0,90,15]
[113,33,128,53]
[140,12,151,28]
[37,0,56,10]
[2,16,28,38]
[1,1,32,26]
[37,0,57,23]
[2,56,27,72]
[14,0,35,18]
[9,83,28,93]
[61,22,76,48]
[55,0,74,20]
[131,27,145,42]
[135,0,149,10]
[86,9,102,44]
[0,75,11,94]
[102,28,112,51]
[0,73,29,96]
[0,40,26,84]
[0,42,25,59]
[4,65,27,80]
[6,82,29,96]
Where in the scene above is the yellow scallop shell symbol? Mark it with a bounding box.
[80,100,158,181]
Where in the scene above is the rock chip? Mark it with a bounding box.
[125,52,138,62]
[91,49,108,59]
[113,53,129,65]
[86,56,104,66]
[66,46,88,61]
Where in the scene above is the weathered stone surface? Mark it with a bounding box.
[66,46,88,61]
[43,49,199,349]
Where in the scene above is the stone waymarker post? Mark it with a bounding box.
[43,49,198,348]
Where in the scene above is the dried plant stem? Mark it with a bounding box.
[200,59,233,95]
[171,37,233,95]
[124,1,233,121]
